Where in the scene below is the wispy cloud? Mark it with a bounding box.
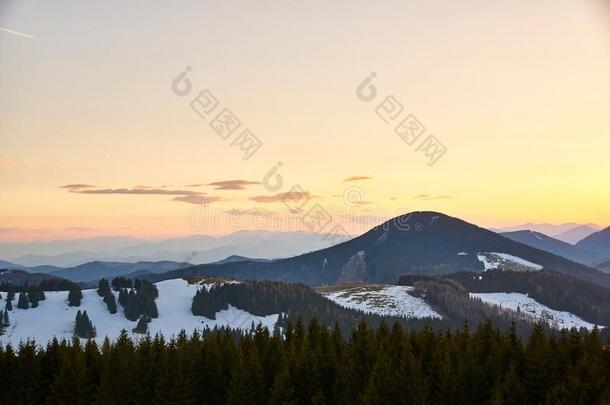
[250,191,317,203]
[61,184,221,205]
[208,180,261,190]
[343,176,372,183]
[225,208,277,217]
[0,158,13,169]
[173,195,222,205]
[414,194,452,200]
[72,187,197,195]
[0,27,37,40]
[61,184,96,191]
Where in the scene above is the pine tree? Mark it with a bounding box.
[4,298,11,311]
[133,316,150,334]
[103,291,117,314]
[74,310,96,339]
[2,309,9,327]
[17,292,29,309]
[68,287,83,307]
[97,279,111,297]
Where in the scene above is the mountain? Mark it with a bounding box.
[494,222,600,239]
[49,261,192,283]
[0,260,22,270]
[147,212,609,287]
[0,269,67,287]
[553,225,601,244]
[597,260,610,273]
[2,231,349,267]
[576,226,610,261]
[500,230,604,266]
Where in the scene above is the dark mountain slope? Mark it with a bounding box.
[576,226,610,261]
[147,212,609,287]
[50,260,191,283]
[501,230,603,265]
[0,269,67,287]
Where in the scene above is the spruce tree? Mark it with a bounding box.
[17,292,29,309]
[68,287,83,307]
[2,309,8,327]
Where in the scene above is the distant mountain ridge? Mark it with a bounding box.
[501,230,604,266]
[1,231,348,267]
[577,226,610,262]
[145,212,610,288]
[493,223,600,244]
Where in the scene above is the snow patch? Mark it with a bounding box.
[1,279,278,346]
[322,285,441,319]
[477,252,542,271]
[471,292,601,330]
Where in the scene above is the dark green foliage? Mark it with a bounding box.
[446,270,610,325]
[0,310,6,335]
[74,310,96,339]
[103,291,117,314]
[0,278,79,292]
[68,286,83,307]
[98,279,117,314]
[5,291,13,311]
[97,279,111,297]
[115,278,158,321]
[0,319,608,404]
[17,291,29,309]
[191,280,440,333]
[132,316,150,334]
[111,277,132,291]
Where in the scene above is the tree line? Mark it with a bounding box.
[0,319,608,404]
[191,280,444,333]
[447,270,610,326]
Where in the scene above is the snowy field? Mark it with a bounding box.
[471,292,601,330]
[0,279,278,346]
[477,252,543,271]
[320,285,441,319]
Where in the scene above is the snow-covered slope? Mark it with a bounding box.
[471,292,601,330]
[0,279,278,346]
[320,285,441,319]
[477,252,543,271]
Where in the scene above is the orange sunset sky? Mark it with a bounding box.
[1,0,610,242]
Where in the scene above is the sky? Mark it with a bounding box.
[1,0,610,242]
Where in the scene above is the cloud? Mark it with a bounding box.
[343,176,372,183]
[0,27,37,40]
[208,180,261,190]
[353,201,374,206]
[225,208,277,217]
[186,184,203,187]
[73,187,197,195]
[250,191,317,203]
[414,194,452,201]
[0,158,14,169]
[173,195,222,205]
[61,184,96,191]
[62,184,221,205]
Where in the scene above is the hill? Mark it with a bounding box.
[146,212,609,287]
[576,226,610,262]
[501,230,603,265]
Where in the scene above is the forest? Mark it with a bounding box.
[0,318,608,404]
